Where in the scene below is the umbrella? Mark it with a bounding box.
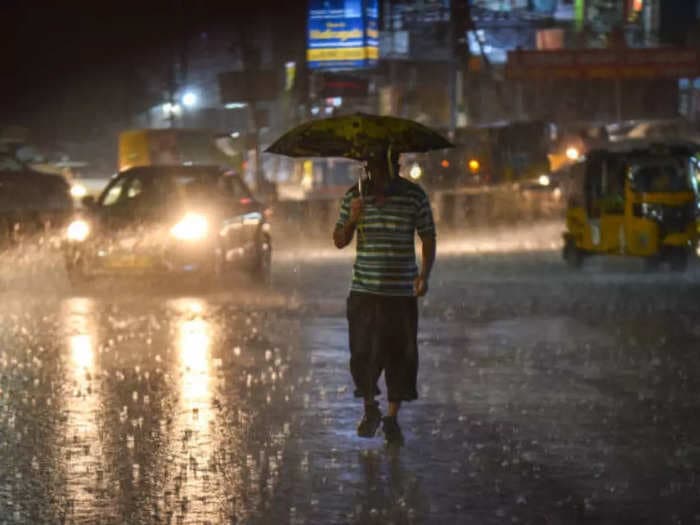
[265,112,453,160]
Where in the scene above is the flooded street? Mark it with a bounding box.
[1,230,700,523]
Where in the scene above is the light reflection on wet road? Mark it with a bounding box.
[1,241,700,523]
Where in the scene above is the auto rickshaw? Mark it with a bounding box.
[563,141,699,271]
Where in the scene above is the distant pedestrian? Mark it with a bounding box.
[333,151,436,446]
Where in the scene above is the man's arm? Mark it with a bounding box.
[419,234,436,279]
[333,196,363,249]
[333,220,357,249]
[414,234,436,296]
[414,189,436,296]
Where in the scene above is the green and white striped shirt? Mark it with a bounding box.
[336,177,436,297]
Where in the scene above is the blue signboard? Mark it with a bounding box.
[307,0,379,70]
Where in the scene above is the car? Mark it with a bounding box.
[1,151,73,248]
[62,165,271,285]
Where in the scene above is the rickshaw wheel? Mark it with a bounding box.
[563,237,583,269]
[643,257,661,273]
[668,250,688,273]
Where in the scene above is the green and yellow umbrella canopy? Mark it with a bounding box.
[265,113,453,160]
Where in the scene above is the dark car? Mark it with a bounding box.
[62,165,271,285]
[1,152,73,247]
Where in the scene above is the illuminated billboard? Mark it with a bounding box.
[307,0,378,70]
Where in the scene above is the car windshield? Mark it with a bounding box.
[167,173,222,200]
[100,167,250,208]
[629,158,693,193]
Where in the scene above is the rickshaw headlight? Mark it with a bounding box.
[641,203,664,222]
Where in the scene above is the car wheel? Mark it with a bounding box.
[563,237,583,269]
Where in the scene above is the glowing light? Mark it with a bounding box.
[70,334,94,371]
[61,297,103,518]
[163,102,181,116]
[538,174,551,186]
[188,301,203,315]
[67,219,90,242]
[409,163,423,180]
[176,300,212,431]
[170,213,208,241]
[70,183,88,199]
[566,146,580,161]
[468,159,480,173]
[441,159,450,168]
[182,91,198,108]
[170,298,225,518]
[180,319,210,375]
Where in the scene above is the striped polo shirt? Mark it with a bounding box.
[336,176,436,297]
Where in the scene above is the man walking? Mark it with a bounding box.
[333,152,436,446]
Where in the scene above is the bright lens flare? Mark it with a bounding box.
[67,219,90,242]
[70,183,88,199]
[171,213,208,241]
[566,146,580,161]
[538,174,551,186]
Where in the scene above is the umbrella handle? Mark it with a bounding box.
[357,169,369,242]
[387,144,395,179]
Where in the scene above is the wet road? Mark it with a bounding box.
[2,228,700,524]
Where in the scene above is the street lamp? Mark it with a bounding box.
[182,91,198,108]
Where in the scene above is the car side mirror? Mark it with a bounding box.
[81,195,96,209]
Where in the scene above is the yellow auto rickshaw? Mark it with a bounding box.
[563,141,699,271]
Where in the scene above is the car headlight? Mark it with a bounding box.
[66,219,90,242]
[70,183,88,199]
[170,213,208,241]
[538,174,551,186]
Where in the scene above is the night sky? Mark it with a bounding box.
[2,1,305,127]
